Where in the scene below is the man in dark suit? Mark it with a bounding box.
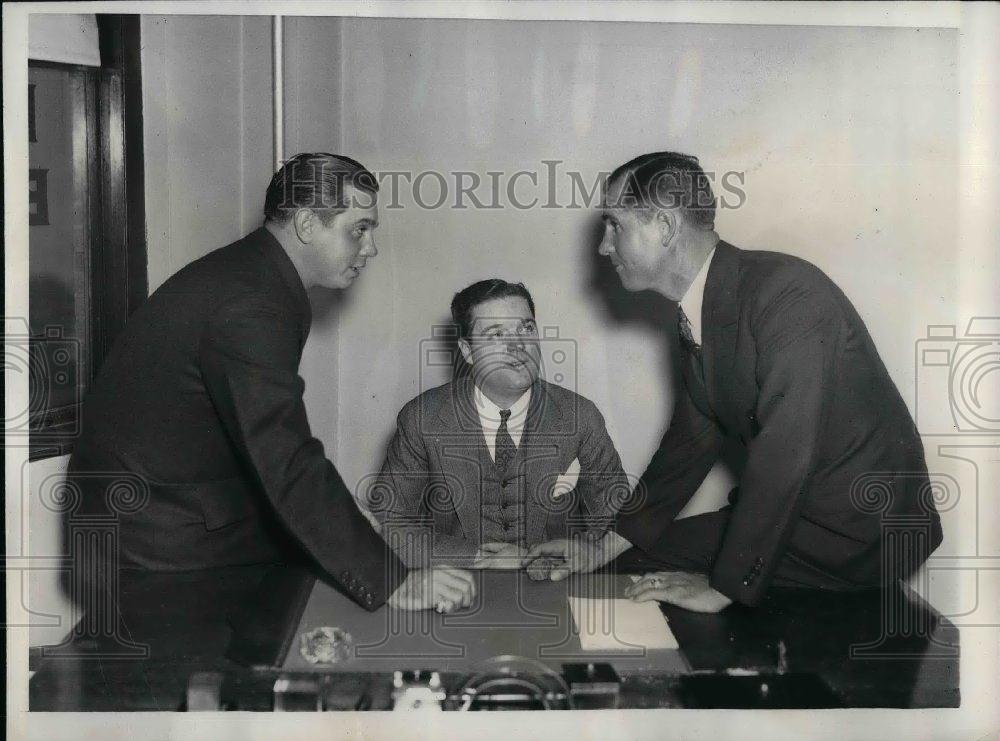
[69,153,475,613]
[367,279,630,572]
[527,151,941,612]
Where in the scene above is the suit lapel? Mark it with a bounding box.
[702,241,741,426]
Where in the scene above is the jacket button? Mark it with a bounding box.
[742,578,751,586]
[755,557,764,567]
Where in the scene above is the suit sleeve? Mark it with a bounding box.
[369,407,480,567]
[574,401,630,534]
[199,293,407,610]
[615,375,725,553]
[708,276,841,605]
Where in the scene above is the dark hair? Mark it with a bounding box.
[451,279,536,339]
[264,152,379,224]
[607,151,715,229]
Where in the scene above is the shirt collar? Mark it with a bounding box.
[474,385,532,429]
[678,245,717,346]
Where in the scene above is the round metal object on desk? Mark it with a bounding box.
[299,626,353,664]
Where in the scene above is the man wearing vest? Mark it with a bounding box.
[369,279,630,571]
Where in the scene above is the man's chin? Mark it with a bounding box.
[479,367,535,393]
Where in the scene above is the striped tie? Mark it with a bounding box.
[495,409,516,470]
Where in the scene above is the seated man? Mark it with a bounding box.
[368,279,630,569]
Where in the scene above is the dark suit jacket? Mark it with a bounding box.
[69,227,406,610]
[617,241,941,605]
[368,378,629,567]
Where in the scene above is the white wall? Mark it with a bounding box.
[142,15,274,291]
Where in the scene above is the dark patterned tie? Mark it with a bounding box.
[495,409,516,470]
[677,305,700,355]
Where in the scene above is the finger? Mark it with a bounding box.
[436,569,469,591]
[458,582,475,608]
[525,541,566,560]
[437,582,466,606]
[479,542,505,554]
[624,574,659,597]
[628,580,673,599]
[440,572,476,605]
[445,568,476,590]
[630,587,670,603]
[550,566,571,582]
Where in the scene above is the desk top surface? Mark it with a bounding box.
[281,570,687,675]
[28,563,960,710]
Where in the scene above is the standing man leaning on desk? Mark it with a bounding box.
[69,153,474,614]
[527,151,941,612]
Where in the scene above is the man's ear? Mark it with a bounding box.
[292,208,316,243]
[458,338,474,366]
[656,209,677,245]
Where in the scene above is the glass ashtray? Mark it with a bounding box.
[299,626,353,664]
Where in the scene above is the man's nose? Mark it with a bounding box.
[597,231,611,256]
[364,235,378,258]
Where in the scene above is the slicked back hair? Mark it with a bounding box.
[264,152,379,224]
[607,151,716,229]
[451,279,536,340]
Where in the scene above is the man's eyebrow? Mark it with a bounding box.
[477,322,506,333]
[600,213,614,224]
[354,217,378,227]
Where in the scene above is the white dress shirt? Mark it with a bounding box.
[678,246,717,347]
[474,386,532,462]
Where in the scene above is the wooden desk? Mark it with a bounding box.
[28,563,959,710]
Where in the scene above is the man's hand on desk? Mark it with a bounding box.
[387,567,476,614]
[624,571,732,613]
[523,531,633,582]
[474,542,528,570]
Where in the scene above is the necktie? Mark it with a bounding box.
[677,306,700,354]
[495,409,516,470]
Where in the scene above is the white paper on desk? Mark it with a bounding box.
[568,596,678,650]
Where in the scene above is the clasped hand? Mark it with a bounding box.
[474,541,528,570]
[520,537,605,582]
[624,571,732,613]
[387,567,476,614]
